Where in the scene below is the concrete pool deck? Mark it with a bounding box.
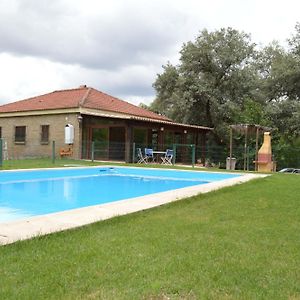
[0,170,266,246]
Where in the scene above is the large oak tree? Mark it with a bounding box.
[151,28,260,142]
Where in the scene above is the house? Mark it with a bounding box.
[0,85,212,163]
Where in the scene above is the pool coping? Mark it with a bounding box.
[0,166,267,246]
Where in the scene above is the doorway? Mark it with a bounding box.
[109,127,125,160]
[91,127,109,160]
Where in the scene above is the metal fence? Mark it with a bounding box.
[134,143,300,170]
[0,139,75,168]
[0,138,299,171]
[83,141,126,162]
[204,144,300,171]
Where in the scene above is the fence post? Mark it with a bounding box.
[91,141,95,162]
[247,146,250,171]
[191,144,195,168]
[52,140,55,164]
[132,142,136,163]
[172,144,176,165]
[0,138,3,168]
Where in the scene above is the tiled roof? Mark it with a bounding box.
[0,86,170,121]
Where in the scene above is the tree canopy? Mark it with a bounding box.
[149,25,300,150]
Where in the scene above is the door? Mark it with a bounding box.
[109,127,125,160]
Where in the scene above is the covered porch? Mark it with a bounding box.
[80,114,212,164]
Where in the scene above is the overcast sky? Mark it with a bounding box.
[0,0,299,106]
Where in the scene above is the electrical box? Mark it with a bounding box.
[65,124,74,144]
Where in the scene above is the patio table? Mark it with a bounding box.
[152,151,166,163]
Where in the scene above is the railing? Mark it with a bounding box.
[0,137,299,171]
[132,143,197,167]
[0,139,75,168]
[83,141,126,162]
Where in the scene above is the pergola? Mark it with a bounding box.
[229,124,272,171]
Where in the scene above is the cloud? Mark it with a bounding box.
[0,53,75,103]
[0,53,157,105]
[0,0,191,104]
[1,0,300,106]
[0,0,187,70]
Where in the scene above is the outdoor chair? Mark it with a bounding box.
[144,148,155,163]
[136,148,147,164]
[161,149,173,165]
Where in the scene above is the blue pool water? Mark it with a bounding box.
[0,167,240,222]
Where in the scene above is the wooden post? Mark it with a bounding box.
[191,144,195,168]
[52,140,55,164]
[0,138,3,168]
[132,142,136,163]
[201,132,206,166]
[172,144,176,165]
[255,127,259,171]
[244,125,248,171]
[91,141,95,162]
[125,125,133,163]
[247,146,250,171]
[229,126,233,170]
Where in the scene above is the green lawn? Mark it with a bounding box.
[0,158,108,169]
[0,158,223,171]
[0,172,299,299]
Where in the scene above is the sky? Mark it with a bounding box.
[0,0,299,106]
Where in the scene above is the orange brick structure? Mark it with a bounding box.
[255,132,274,172]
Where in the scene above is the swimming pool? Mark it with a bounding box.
[0,167,240,222]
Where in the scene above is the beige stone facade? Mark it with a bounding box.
[0,108,212,163]
[0,112,82,159]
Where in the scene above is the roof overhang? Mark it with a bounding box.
[0,107,213,131]
[79,108,213,130]
[0,107,80,117]
[128,116,213,131]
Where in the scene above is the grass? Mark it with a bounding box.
[0,173,300,299]
[0,158,109,170]
[0,157,226,172]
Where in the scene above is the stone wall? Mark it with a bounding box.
[0,113,82,159]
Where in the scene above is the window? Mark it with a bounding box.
[41,125,49,144]
[15,126,26,143]
[0,127,2,139]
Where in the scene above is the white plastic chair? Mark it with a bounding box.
[136,148,147,164]
[161,149,173,165]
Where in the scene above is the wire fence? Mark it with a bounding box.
[0,138,299,171]
[205,144,300,170]
[134,143,300,171]
[0,139,75,168]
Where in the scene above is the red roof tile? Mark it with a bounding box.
[0,86,170,121]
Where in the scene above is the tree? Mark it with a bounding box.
[150,24,300,168]
[285,22,300,100]
[151,63,179,117]
[151,28,260,143]
[257,25,300,140]
[256,42,288,102]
